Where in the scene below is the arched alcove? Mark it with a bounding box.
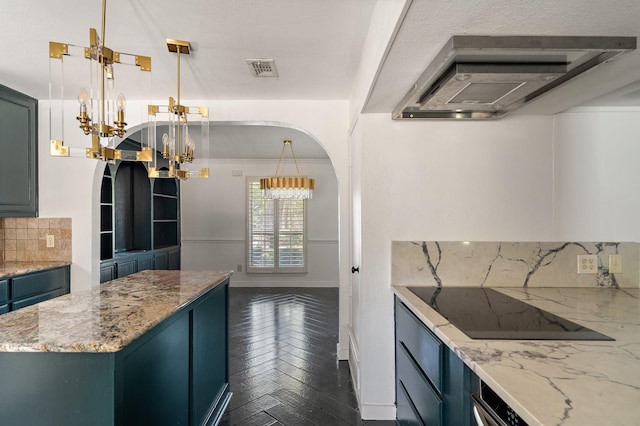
[114,161,152,253]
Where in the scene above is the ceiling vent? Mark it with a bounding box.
[246,59,278,77]
[393,35,636,120]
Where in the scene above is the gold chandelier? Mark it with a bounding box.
[49,0,152,162]
[260,140,315,199]
[147,39,209,180]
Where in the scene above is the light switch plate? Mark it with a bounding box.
[46,234,55,248]
[609,254,622,274]
[577,254,598,274]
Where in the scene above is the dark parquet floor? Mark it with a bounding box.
[219,287,394,426]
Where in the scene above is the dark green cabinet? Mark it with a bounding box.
[192,281,229,425]
[120,313,190,425]
[0,84,38,217]
[137,252,154,272]
[0,266,70,315]
[99,248,180,283]
[0,280,8,314]
[115,258,137,278]
[395,297,472,426]
[100,262,117,283]
[0,278,230,426]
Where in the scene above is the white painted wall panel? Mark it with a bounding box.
[553,107,640,242]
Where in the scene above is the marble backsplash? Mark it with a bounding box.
[392,241,640,288]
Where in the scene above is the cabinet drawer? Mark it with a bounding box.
[397,380,425,426]
[396,299,443,392]
[397,339,443,425]
[100,263,116,283]
[0,280,8,304]
[137,255,154,272]
[117,259,137,278]
[11,267,68,299]
[12,288,67,310]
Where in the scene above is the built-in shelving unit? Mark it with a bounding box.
[99,138,181,282]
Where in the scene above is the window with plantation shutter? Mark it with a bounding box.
[247,178,307,273]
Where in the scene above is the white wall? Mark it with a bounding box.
[553,107,640,241]
[180,158,339,287]
[352,113,556,419]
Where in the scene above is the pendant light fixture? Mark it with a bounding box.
[49,0,152,162]
[260,140,315,199]
[147,39,210,180]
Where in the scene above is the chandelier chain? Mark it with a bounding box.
[274,140,301,177]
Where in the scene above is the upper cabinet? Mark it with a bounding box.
[0,85,38,217]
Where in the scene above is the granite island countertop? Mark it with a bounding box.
[0,270,231,353]
[0,261,72,279]
[392,285,640,426]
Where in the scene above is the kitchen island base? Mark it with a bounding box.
[0,272,230,426]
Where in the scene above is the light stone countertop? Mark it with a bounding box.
[0,261,71,279]
[392,285,640,426]
[0,270,231,353]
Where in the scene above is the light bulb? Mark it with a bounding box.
[116,93,126,112]
[162,133,169,147]
[78,88,88,106]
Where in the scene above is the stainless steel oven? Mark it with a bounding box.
[471,378,528,426]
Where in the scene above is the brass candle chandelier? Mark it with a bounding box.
[147,39,210,180]
[49,0,152,162]
[260,140,315,199]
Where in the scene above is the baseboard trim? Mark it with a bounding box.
[229,281,338,288]
[348,328,360,400]
[360,403,397,420]
[337,343,349,361]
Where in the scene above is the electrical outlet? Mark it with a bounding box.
[577,254,598,274]
[236,264,243,272]
[46,234,55,248]
[609,254,622,274]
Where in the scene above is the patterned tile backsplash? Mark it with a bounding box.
[392,241,640,288]
[0,218,72,262]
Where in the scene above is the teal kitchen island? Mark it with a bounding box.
[0,270,231,426]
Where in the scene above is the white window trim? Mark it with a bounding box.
[246,176,308,274]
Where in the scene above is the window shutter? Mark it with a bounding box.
[278,199,305,268]
[246,178,307,273]
[248,180,275,269]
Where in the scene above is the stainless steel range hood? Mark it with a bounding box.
[393,36,636,120]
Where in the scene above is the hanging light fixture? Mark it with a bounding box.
[260,140,315,199]
[147,39,210,180]
[48,0,153,162]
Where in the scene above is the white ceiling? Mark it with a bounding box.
[2,0,640,159]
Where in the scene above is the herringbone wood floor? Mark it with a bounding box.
[219,287,394,426]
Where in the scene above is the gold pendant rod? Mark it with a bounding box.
[288,140,301,175]
[100,0,107,135]
[274,140,287,177]
[101,0,107,47]
[176,47,181,159]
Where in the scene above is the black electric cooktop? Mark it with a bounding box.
[408,287,614,341]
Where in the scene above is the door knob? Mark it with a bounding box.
[351,266,359,274]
